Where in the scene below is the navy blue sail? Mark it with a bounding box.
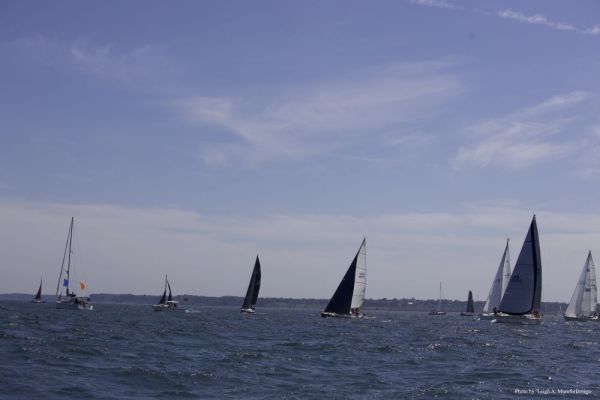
[241,256,261,312]
[466,290,474,313]
[498,216,542,315]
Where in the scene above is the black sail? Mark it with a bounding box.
[167,281,173,302]
[158,289,166,305]
[323,252,358,315]
[34,280,42,301]
[466,290,474,313]
[242,256,261,310]
[498,216,542,315]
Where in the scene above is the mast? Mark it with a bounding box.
[55,217,73,300]
[66,217,74,294]
[438,282,442,311]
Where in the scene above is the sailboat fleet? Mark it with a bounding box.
[24,215,600,324]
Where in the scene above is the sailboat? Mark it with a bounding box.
[564,251,598,321]
[429,282,447,315]
[241,255,261,313]
[321,238,366,318]
[495,216,542,324]
[55,217,93,310]
[152,275,182,311]
[479,239,511,320]
[460,290,475,316]
[31,278,45,303]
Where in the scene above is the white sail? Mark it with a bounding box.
[482,239,511,313]
[350,239,366,309]
[565,252,597,318]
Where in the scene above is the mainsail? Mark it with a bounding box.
[323,238,366,316]
[482,239,511,313]
[241,255,262,310]
[466,290,474,313]
[34,279,42,301]
[497,216,542,315]
[565,252,597,318]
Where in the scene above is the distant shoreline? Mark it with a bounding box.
[0,293,568,314]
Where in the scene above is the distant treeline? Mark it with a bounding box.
[0,293,568,314]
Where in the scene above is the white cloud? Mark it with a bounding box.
[173,60,463,165]
[585,26,600,35]
[497,10,577,32]
[0,199,598,302]
[70,43,172,88]
[454,91,594,170]
[409,0,457,10]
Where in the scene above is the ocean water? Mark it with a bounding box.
[0,302,598,399]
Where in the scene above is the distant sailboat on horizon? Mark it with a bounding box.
[564,251,598,322]
[31,278,44,303]
[241,255,261,313]
[321,238,366,318]
[480,239,511,320]
[495,216,542,324]
[152,275,183,311]
[460,290,475,316]
[429,282,446,315]
[55,217,93,310]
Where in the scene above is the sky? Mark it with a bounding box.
[1,0,600,302]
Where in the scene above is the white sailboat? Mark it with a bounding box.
[564,251,598,321]
[495,216,542,324]
[321,238,366,318]
[152,275,183,311]
[429,282,446,315]
[479,239,511,320]
[55,217,93,310]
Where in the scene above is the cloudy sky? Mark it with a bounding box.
[1,0,600,302]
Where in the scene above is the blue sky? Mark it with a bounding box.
[1,0,600,302]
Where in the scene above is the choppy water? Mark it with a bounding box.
[1,301,599,399]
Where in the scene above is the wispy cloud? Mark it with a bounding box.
[70,42,175,89]
[409,0,458,10]
[454,91,594,170]
[174,60,463,166]
[0,199,599,301]
[497,10,577,32]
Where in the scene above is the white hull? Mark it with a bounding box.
[56,299,93,310]
[241,308,256,314]
[479,313,495,320]
[320,311,363,319]
[494,312,542,324]
[564,315,599,322]
[152,304,184,311]
[429,311,446,315]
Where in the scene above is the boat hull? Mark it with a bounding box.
[241,308,256,314]
[31,300,45,304]
[479,313,495,320]
[564,315,599,322]
[494,312,542,324]
[429,311,446,315]
[460,312,475,317]
[320,311,363,318]
[56,299,93,310]
[152,304,184,311]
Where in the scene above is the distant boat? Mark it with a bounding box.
[241,255,261,313]
[31,278,45,303]
[321,238,366,318]
[429,282,447,315]
[460,290,475,316]
[564,251,598,322]
[479,239,511,320]
[152,275,183,311]
[495,216,542,324]
[55,217,93,310]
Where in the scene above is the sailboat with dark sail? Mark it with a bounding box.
[495,216,542,324]
[55,217,93,310]
[480,239,511,320]
[564,251,598,321]
[321,238,366,318]
[460,290,475,316]
[152,275,182,311]
[429,282,446,315]
[31,278,44,303]
[241,255,261,313]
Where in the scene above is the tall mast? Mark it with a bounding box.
[438,282,442,311]
[55,217,73,299]
[66,217,74,293]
